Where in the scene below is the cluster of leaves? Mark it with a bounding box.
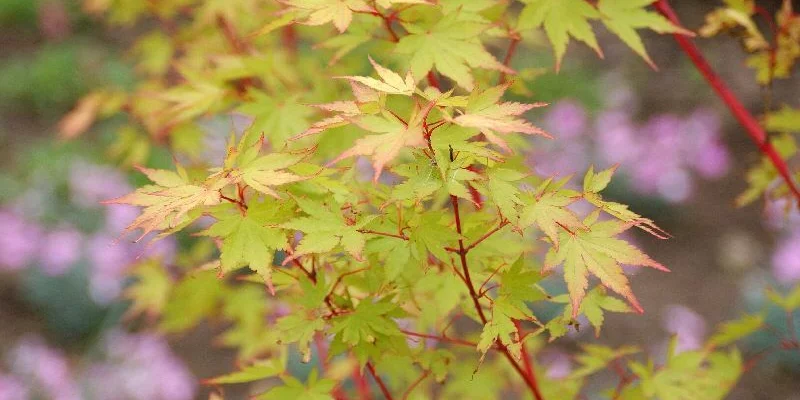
[61,0,800,398]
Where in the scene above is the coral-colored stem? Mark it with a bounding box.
[448,191,545,400]
[499,36,520,84]
[353,365,373,400]
[367,363,394,400]
[400,330,478,348]
[654,0,800,206]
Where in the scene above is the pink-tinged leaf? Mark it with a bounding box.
[329,100,436,181]
[452,84,551,152]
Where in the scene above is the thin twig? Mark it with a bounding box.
[402,370,430,400]
[367,363,394,400]
[400,330,479,348]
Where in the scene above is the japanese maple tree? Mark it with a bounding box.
[61,0,800,399]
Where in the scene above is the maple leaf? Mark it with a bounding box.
[745,1,800,84]
[236,90,312,144]
[329,100,436,182]
[452,83,550,152]
[519,177,584,248]
[582,166,669,239]
[596,0,694,68]
[519,0,691,70]
[283,0,372,33]
[330,298,404,346]
[281,197,374,262]
[395,10,512,90]
[124,260,172,320]
[104,166,231,240]
[518,0,603,70]
[570,344,640,379]
[545,211,668,318]
[293,82,380,140]
[408,211,460,263]
[337,56,416,96]
[482,168,526,221]
[160,270,226,332]
[239,151,310,198]
[202,200,291,291]
[552,287,632,336]
[204,358,285,385]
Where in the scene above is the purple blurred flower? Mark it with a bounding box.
[772,231,800,284]
[0,374,28,400]
[656,168,693,204]
[596,111,641,165]
[540,351,572,379]
[764,198,800,231]
[692,142,730,179]
[87,331,196,400]
[87,233,176,304]
[105,204,141,236]
[0,210,41,271]
[69,160,131,207]
[87,234,131,303]
[9,337,82,400]
[663,305,706,353]
[39,227,83,276]
[544,100,587,139]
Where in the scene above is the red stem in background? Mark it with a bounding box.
[427,71,441,89]
[654,0,800,206]
[353,365,374,400]
[367,363,394,400]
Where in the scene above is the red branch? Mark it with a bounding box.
[400,330,478,348]
[448,189,545,400]
[499,34,520,84]
[367,363,394,400]
[654,0,800,206]
[353,365,373,400]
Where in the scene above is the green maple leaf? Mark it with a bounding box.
[545,211,668,318]
[766,106,800,132]
[123,260,172,320]
[276,313,326,362]
[282,197,374,262]
[160,270,225,332]
[477,296,528,360]
[706,314,764,349]
[520,0,691,70]
[452,83,551,152]
[570,344,640,379]
[482,167,526,221]
[408,211,460,263]
[519,178,585,248]
[596,0,693,68]
[202,199,291,290]
[552,287,632,336]
[204,357,286,385]
[330,298,404,346]
[255,369,336,400]
[395,10,511,90]
[518,0,602,70]
[236,90,312,145]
